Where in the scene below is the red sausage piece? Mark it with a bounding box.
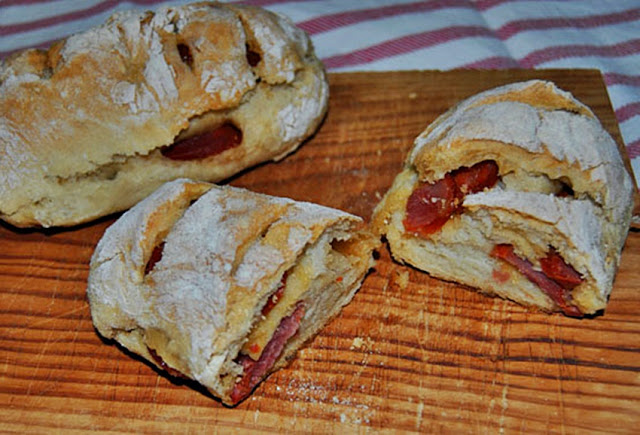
[161,123,242,161]
[145,242,165,275]
[230,302,305,404]
[491,244,583,317]
[404,160,499,236]
[403,175,461,237]
[540,248,583,289]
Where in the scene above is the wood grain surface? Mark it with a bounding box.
[1,70,639,434]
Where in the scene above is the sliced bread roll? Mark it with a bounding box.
[87,179,378,405]
[372,80,635,317]
[0,2,328,227]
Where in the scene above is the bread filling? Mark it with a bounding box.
[147,346,189,379]
[161,122,243,161]
[491,244,584,316]
[176,43,194,69]
[403,160,587,316]
[227,231,372,404]
[240,232,356,361]
[230,302,305,404]
[145,242,165,274]
[245,44,262,67]
[403,159,582,239]
[404,160,500,237]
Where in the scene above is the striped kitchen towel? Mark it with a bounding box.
[2,0,639,187]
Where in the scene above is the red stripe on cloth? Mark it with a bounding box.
[297,0,471,35]
[628,139,640,159]
[518,38,640,68]
[0,0,279,6]
[459,55,519,69]
[0,0,305,7]
[604,72,640,87]
[497,8,640,40]
[616,102,640,123]
[322,26,495,69]
[0,0,162,36]
[0,0,77,5]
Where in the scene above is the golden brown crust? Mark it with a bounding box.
[0,2,329,228]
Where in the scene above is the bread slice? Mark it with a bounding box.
[87,179,378,405]
[0,2,328,227]
[372,80,635,316]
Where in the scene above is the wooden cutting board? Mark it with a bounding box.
[1,70,638,433]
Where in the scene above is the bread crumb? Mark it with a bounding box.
[408,92,417,99]
[350,336,374,351]
[392,269,410,290]
[351,337,364,349]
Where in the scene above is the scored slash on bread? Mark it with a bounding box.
[372,80,635,317]
[0,2,328,228]
[87,178,379,406]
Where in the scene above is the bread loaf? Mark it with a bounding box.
[0,2,328,227]
[87,178,378,405]
[372,80,635,316]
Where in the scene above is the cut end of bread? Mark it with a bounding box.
[374,80,634,317]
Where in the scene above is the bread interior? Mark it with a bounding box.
[377,162,605,315]
[217,226,375,402]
